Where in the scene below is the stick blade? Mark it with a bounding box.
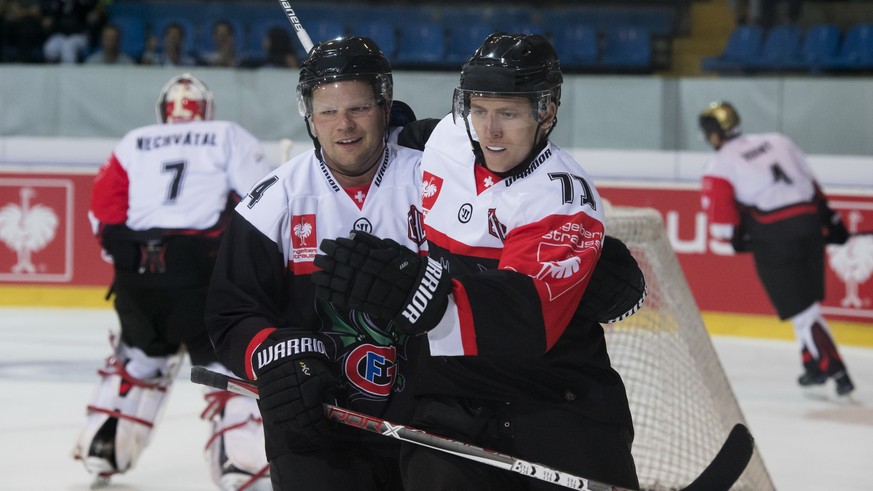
[681,423,754,491]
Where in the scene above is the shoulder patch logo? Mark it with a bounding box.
[421,172,443,214]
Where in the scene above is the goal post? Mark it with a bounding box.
[603,206,775,491]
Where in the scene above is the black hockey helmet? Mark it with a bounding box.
[699,101,741,141]
[296,36,393,118]
[453,32,563,123]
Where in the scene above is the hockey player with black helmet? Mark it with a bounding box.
[699,101,855,397]
[313,33,642,489]
[205,36,424,490]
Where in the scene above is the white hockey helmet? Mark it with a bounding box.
[156,73,215,124]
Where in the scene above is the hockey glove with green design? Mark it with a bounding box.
[312,231,452,335]
[251,330,336,451]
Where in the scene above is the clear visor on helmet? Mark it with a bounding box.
[302,81,383,124]
[297,73,392,118]
[452,88,553,131]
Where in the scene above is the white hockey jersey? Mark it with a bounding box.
[207,143,425,427]
[90,119,271,233]
[701,132,822,241]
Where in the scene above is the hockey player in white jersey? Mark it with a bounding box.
[313,33,643,490]
[699,101,854,396]
[206,37,425,490]
[73,73,274,489]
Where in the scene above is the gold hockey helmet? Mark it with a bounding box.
[698,101,741,139]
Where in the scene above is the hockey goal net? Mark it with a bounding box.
[603,206,775,491]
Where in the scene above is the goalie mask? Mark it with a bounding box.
[453,32,563,172]
[296,36,393,119]
[156,73,215,124]
[699,101,741,142]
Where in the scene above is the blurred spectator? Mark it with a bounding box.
[199,19,239,67]
[41,0,105,64]
[1,0,46,62]
[84,23,133,64]
[730,0,802,27]
[239,26,299,69]
[140,21,196,67]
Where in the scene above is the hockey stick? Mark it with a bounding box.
[276,1,314,53]
[191,366,754,491]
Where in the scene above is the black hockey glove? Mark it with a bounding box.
[312,231,452,335]
[821,204,849,245]
[251,330,336,449]
[579,236,647,324]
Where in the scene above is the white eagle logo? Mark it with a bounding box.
[293,222,313,246]
[535,256,581,280]
[422,178,438,198]
[0,187,58,274]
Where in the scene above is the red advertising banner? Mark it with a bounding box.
[600,184,873,323]
[1,169,871,324]
[0,172,112,287]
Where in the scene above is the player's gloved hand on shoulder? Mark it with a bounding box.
[251,330,336,448]
[312,231,452,335]
[579,236,647,324]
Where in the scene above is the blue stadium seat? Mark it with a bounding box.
[446,23,493,65]
[746,25,802,70]
[700,25,764,73]
[394,21,446,66]
[781,24,841,71]
[351,20,397,59]
[108,15,147,59]
[551,24,598,69]
[821,23,873,71]
[600,28,651,69]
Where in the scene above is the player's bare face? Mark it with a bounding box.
[469,96,548,173]
[310,81,386,182]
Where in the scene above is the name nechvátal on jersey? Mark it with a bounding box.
[108,120,269,232]
[238,144,426,274]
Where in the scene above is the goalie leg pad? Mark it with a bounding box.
[202,364,270,491]
[72,341,183,477]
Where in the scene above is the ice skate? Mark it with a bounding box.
[797,369,826,387]
[833,371,855,397]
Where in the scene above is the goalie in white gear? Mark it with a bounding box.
[73,73,274,489]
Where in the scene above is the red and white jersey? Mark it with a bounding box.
[89,119,271,234]
[421,114,605,357]
[701,132,819,239]
[236,143,426,274]
[412,115,632,426]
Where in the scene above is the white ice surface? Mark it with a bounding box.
[1,307,871,490]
